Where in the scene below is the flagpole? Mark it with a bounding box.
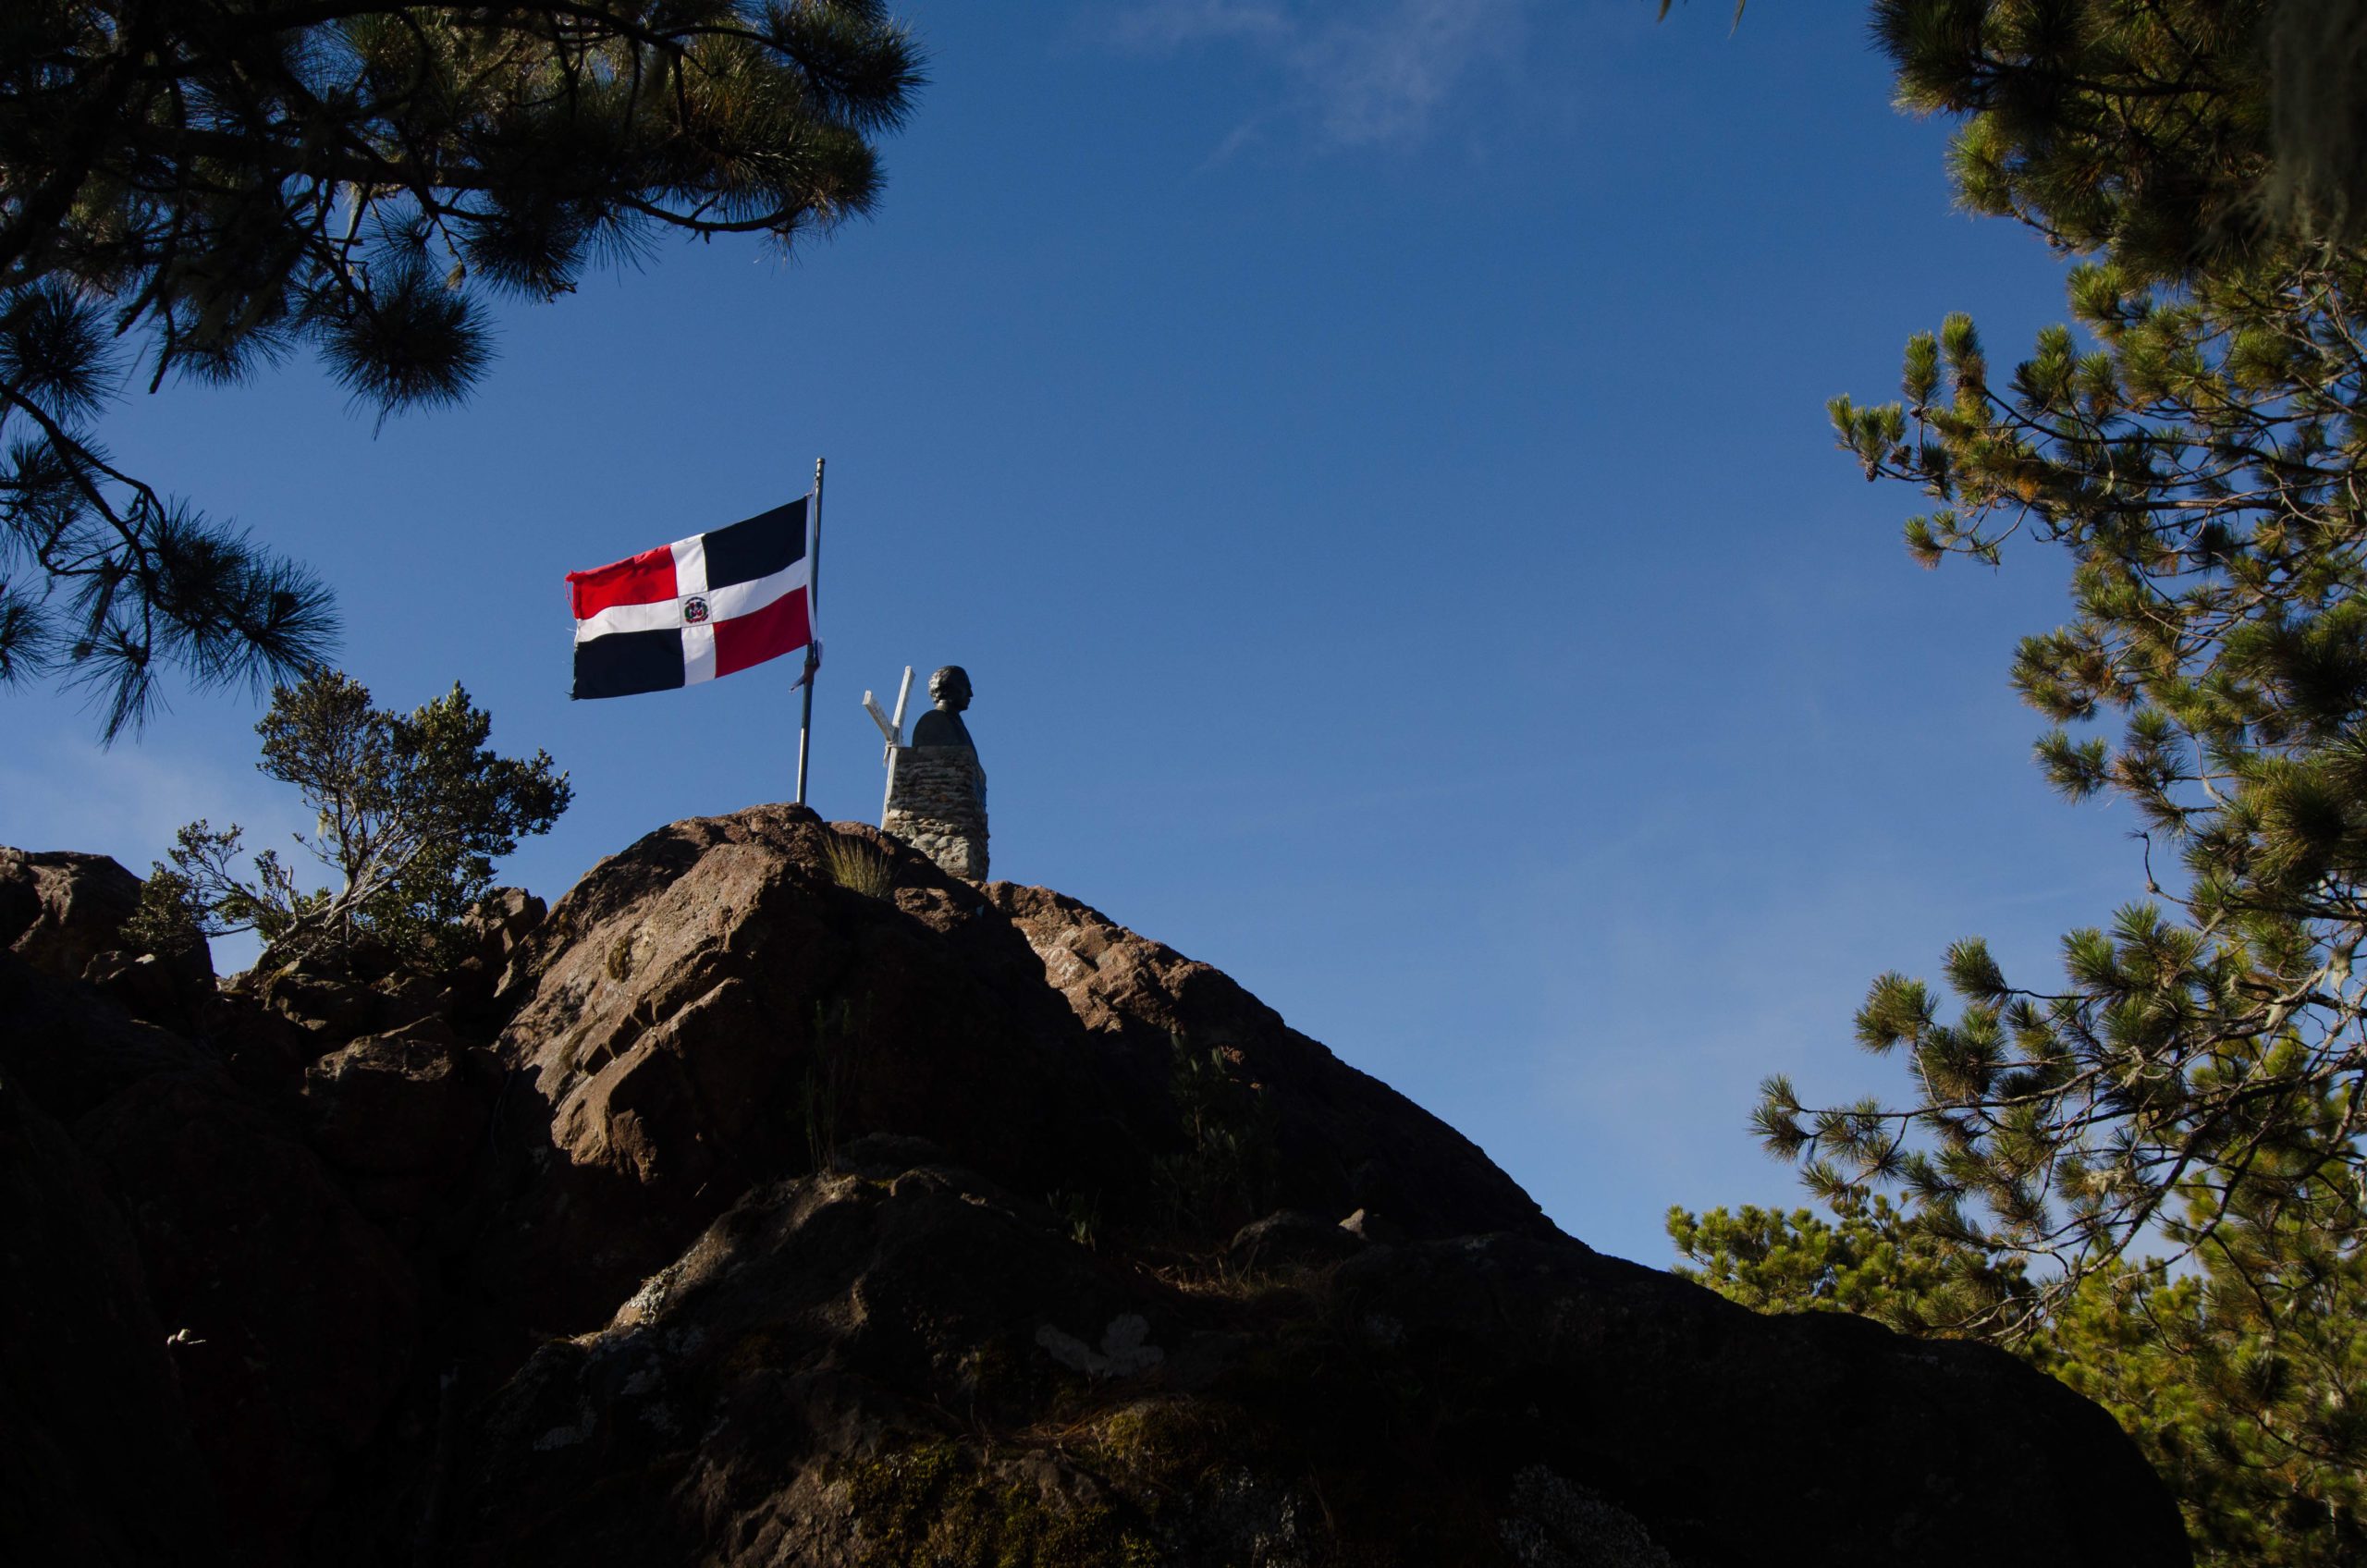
[795,456,824,806]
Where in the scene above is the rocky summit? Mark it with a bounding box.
[0,806,2189,1567]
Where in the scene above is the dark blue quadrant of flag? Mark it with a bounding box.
[571,628,686,698]
[704,498,806,588]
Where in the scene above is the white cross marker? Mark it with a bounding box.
[862,666,916,825]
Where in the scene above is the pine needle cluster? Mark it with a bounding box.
[1873,0,2367,276]
[0,2,923,732]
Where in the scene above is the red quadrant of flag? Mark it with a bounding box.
[716,586,810,679]
[568,545,677,620]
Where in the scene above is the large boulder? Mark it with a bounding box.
[990,883,1551,1240]
[83,945,219,1037]
[1,950,431,1568]
[0,949,215,1120]
[0,847,142,979]
[1,845,217,1036]
[476,806,1549,1332]
[0,813,2198,1565]
[436,1150,2189,1568]
[251,955,386,1037]
[475,807,1147,1329]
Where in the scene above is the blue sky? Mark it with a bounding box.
[0,2,2140,1266]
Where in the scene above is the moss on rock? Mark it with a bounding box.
[844,1440,1159,1568]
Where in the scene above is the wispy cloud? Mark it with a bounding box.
[1112,1,1294,49]
[1110,0,1529,149]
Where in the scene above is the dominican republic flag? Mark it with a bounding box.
[568,497,812,699]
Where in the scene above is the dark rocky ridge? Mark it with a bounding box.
[0,806,2190,1567]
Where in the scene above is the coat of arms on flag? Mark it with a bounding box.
[568,498,813,699]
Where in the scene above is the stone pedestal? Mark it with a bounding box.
[881,746,987,881]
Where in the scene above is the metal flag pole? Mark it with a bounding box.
[795,456,825,805]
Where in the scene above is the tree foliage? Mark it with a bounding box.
[1667,1191,2030,1331]
[1673,1144,2367,1565]
[1805,172,2367,1341]
[1660,2,2367,1559]
[1666,0,2367,266]
[1877,0,2278,276]
[0,1,922,732]
[1776,0,2367,1312]
[2039,1100,2367,1566]
[1875,0,2367,273]
[141,668,569,967]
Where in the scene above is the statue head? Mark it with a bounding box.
[928,665,972,712]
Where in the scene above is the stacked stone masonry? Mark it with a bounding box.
[882,745,988,881]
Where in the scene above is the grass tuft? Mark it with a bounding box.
[823,831,899,899]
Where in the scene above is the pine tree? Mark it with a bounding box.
[0,2,922,733]
[1667,1191,2030,1332]
[1653,3,2367,1559]
[1673,1130,2367,1565]
[2036,1095,2367,1566]
[1764,0,2367,1333]
[1669,1,2367,264]
[1797,74,2367,1343]
[1874,0,2367,272]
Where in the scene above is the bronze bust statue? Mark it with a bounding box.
[909,665,975,751]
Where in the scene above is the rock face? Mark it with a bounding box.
[0,1070,219,1568]
[303,1017,497,1223]
[76,1067,422,1564]
[0,846,143,978]
[447,1149,2183,1568]
[0,821,2195,1568]
[476,807,1549,1334]
[988,883,1549,1241]
[0,846,217,1038]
